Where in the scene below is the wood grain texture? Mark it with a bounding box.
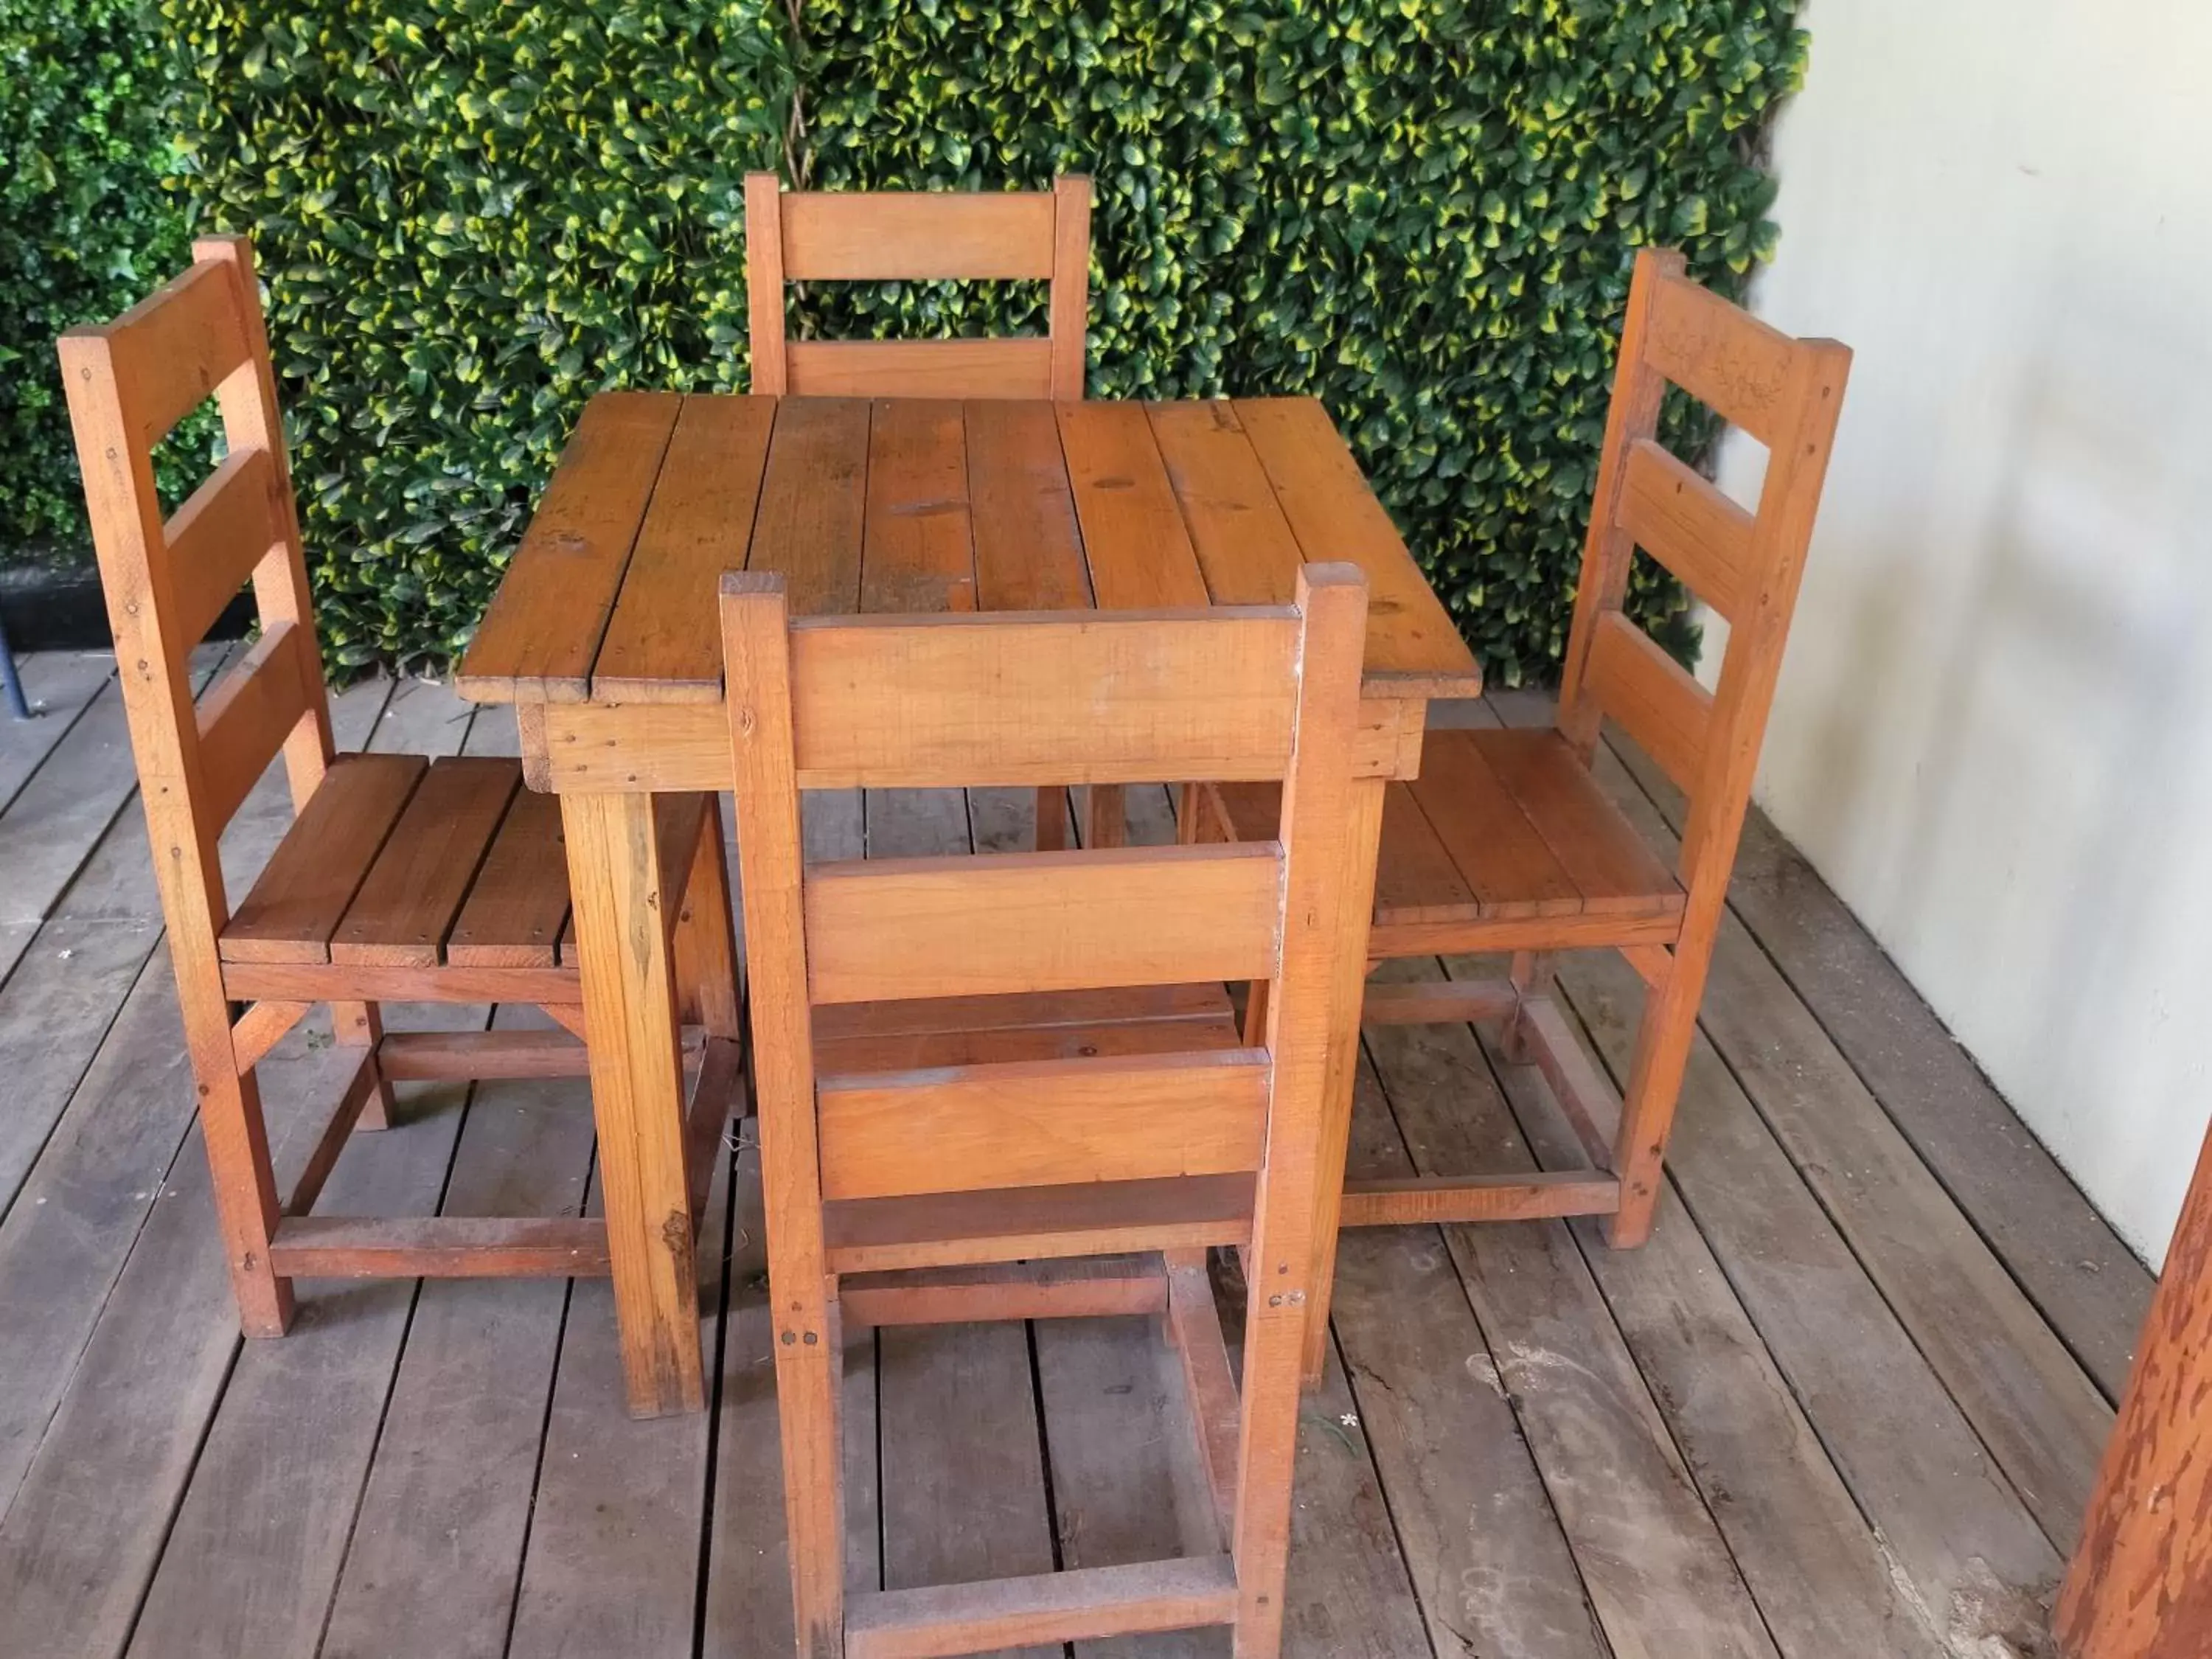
[862,398,976,616]
[817,1048,1268,1200]
[1617,438,1753,622]
[803,843,1281,1003]
[1148,398,1303,604]
[1056,400,1209,608]
[453,391,682,702]
[779,189,1058,280]
[1234,396,1481,699]
[443,782,570,967]
[591,393,778,702]
[964,400,1091,611]
[749,396,872,616]
[329,755,518,967]
[2058,1114,2212,1657]
[790,338,1055,402]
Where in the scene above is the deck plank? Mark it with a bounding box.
[119,1020,474,1659]
[1329,1043,1606,1659]
[866,784,1060,1659]
[0,642,229,933]
[1459,967,1950,1656]
[1591,709,2151,1405]
[1497,697,2116,1556]
[0,1016,357,1657]
[1548,942,2067,1647]
[511,1151,734,1659]
[315,1007,596,1659]
[1360,970,1779,1659]
[0,650,116,818]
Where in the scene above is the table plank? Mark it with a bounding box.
[1234,397,1478,698]
[862,399,975,615]
[1148,400,1303,605]
[751,397,872,617]
[965,401,1091,611]
[592,394,777,703]
[455,391,681,703]
[1054,401,1208,609]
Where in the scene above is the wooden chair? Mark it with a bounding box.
[1198,248,1851,1278]
[722,563,1376,1658]
[744,171,1098,852]
[57,237,742,1336]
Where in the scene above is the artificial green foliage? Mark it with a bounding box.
[793,0,1805,681]
[0,0,209,568]
[14,0,1802,678]
[159,0,796,667]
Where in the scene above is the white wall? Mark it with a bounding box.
[1721,0,2212,1267]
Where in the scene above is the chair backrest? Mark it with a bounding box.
[1556,247,1850,914]
[58,237,335,947]
[721,561,1371,1287]
[744,175,1091,400]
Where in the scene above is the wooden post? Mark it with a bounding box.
[2055,1119,2212,1656]
[561,789,706,1416]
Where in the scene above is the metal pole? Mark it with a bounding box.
[0,609,29,720]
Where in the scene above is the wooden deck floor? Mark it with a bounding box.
[0,650,2140,1659]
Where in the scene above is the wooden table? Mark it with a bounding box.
[456,392,1481,1416]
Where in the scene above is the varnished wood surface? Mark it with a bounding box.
[457,394,1480,711]
[0,660,2133,1659]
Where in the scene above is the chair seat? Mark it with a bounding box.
[1211,726,1686,947]
[220,754,571,968]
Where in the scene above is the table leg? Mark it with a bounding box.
[1299,775,1386,1386]
[562,789,706,1416]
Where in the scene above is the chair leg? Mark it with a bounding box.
[1603,939,1711,1249]
[674,796,742,1043]
[1034,785,1068,852]
[1227,1294,1307,1658]
[776,1291,846,1658]
[1499,951,1551,1065]
[330,1001,395,1130]
[1084,783,1127,849]
[191,1050,294,1335]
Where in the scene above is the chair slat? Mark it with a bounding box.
[823,1173,1256,1275]
[1476,729,1684,918]
[780,190,1057,280]
[817,1047,1269,1200]
[101,258,253,446]
[221,753,428,963]
[1617,439,1755,621]
[330,757,521,967]
[161,446,284,654]
[1404,728,1582,919]
[1642,270,1804,446]
[785,609,1299,788]
[445,785,571,967]
[786,338,1054,400]
[1583,611,1714,792]
[844,1554,1237,1658]
[195,619,319,830]
[804,844,1281,1004]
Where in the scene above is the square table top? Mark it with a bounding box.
[455,392,1480,708]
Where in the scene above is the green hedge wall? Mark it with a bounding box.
[160,0,796,667]
[12,0,1806,680]
[0,0,206,567]
[793,0,1804,681]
